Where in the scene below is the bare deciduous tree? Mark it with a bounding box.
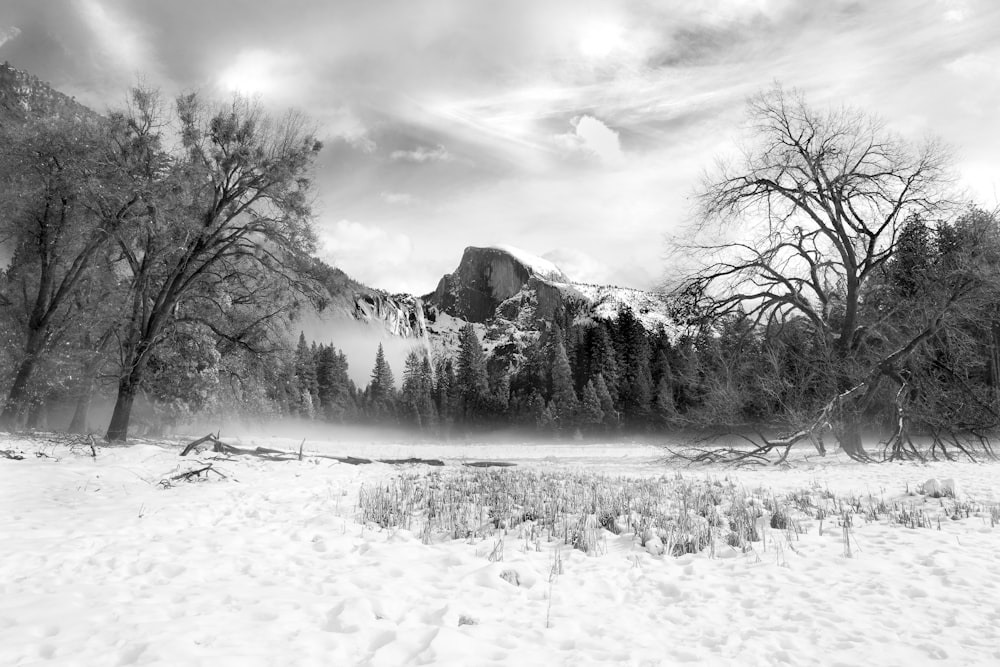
[671,86,989,462]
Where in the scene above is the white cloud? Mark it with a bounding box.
[319,106,377,152]
[317,219,414,291]
[542,248,615,285]
[74,0,153,76]
[946,52,999,79]
[0,26,21,49]
[938,0,971,22]
[390,144,454,163]
[555,115,625,166]
[380,192,415,205]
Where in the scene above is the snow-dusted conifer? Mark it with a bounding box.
[580,380,604,426]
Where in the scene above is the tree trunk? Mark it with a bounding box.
[68,374,96,434]
[991,321,1000,410]
[835,416,867,461]
[0,359,35,428]
[106,375,139,442]
[0,330,45,428]
[831,343,870,461]
[26,399,46,431]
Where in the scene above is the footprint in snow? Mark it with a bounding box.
[116,642,149,666]
[918,643,949,660]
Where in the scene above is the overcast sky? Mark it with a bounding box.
[2,0,998,294]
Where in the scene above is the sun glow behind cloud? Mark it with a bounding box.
[578,21,624,60]
[216,49,298,97]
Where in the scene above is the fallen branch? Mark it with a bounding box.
[666,446,770,468]
[324,455,372,465]
[169,463,228,482]
[463,461,517,468]
[378,457,445,466]
[212,440,305,461]
[180,432,220,457]
[182,434,375,465]
[179,434,471,467]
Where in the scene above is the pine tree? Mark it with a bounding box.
[316,345,353,422]
[615,308,652,424]
[491,368,511,414]
[565,323,587,391]
[434,356,456,424]
[549,329,579,429]
[540,402,556,431]
[527,391,553,431]
[293,332,319,418]
[401,349,437,428]
[418,356,438,427]
[316,344,336,418]
[593,373,617,427]
[401,350,424,425]
[579,380,604,427]
[456,324,489,421]
[651,346,672,390]
[586,323,620,403]
[670,334,701,413]
[653,376,677,424]
[368,343,395,420]
[511,334,548,404]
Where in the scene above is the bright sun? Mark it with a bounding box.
[578,21,624,60]
[217,49,282,96]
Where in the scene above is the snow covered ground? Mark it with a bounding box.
[2,434,1000,666]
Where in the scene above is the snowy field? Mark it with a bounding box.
[2,433,1000,666]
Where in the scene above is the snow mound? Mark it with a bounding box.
[922,478,958,498]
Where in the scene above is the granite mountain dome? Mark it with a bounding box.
[315,244,680,367]
[426,245,571,323]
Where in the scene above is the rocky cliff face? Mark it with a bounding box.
[350,292,429,339]
[319,245,678,360]
[425,245,675,335]
[426,246,569,323]
[0,63,96,125]
[313,263,428,339]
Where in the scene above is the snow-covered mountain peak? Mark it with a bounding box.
[487,244,570,283]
